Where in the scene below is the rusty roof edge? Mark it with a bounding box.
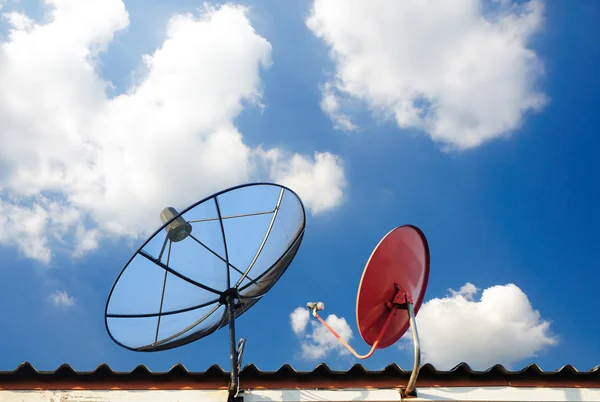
[2,361,599,376]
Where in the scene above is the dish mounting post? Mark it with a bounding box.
[223,289,245,402]
[389,284,421,398]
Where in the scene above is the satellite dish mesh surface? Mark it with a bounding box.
[105,183,306,352]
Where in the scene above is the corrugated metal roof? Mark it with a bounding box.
[1,362,599,390]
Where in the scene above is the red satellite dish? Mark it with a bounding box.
[307,224,430,397]
[356,225,429,348]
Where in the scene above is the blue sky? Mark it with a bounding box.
[0,0,599,373]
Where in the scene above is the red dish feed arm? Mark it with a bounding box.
[312,306,397,360]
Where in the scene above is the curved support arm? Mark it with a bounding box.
[404,302,421,397]
[309,304,397,360]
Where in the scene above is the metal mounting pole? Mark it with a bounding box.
[227,295,240,401]
[404,302,421,397]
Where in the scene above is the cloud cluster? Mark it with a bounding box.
[402,283,558,369]
[290,306,353,360]
[261,150,347,215]
[320,82,357,132]
[0,198,98,262]
[307,0,548,149]
[48,290,75,307]
[0,1,347,262]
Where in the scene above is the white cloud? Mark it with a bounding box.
[307,0,548,150]
[261,150,347,215]
[320,82,357,132]
[290,307,309,335]
[290,307,353,360]
[402,283,558,370]
[450,282,478,299]
[48,290,75,307]
[0,1,346,262]
[0,197,96,263]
